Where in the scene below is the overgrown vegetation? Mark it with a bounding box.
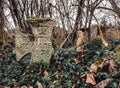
[0,39,120,87]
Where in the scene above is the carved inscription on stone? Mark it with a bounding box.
[30,21,55,63]
[31,41,53,63]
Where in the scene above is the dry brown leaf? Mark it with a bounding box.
[4,87,10,88]
[80,74,86,78]
[76,47,82,52]
[95,78,113,88]
[0,52,2,56]
[90,57,108,72]
[52,71,58,77]
[52,71,63,78]
[29,86,33,88]
[86,73,96,85]
[21,86,27,88]
[36,81,43,88]
[53,80,59,84]
[72,84,75,88]
[97,58,118,72]
[43,70,49,79]
[90,64,98,73]
[109,60,117,73]
[74,58,80,64]
[98,57,109,70]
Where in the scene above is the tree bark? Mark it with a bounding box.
[74,0,85,31]
[0,0,5,46]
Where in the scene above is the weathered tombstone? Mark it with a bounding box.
[15,18,55,63]
[106,28,120,40]
[27,18,55,63]
[15,27,33,61]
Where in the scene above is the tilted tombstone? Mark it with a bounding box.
[15,27,33,61]
[106,28,120,40]
[27,18,55,63]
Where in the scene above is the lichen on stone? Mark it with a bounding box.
[16,35,23,48]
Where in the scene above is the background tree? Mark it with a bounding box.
[2,0,120,46]
[108,0,120,18]
[0,0,5,46]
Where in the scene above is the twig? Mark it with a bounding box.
[60,30,73,48]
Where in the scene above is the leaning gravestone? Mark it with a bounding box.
[15,27,33,61]
[27,18,55,63]
[106,28,120,40]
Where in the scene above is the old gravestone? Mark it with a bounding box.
[27,18,55,63]
[106,28,120,40]
[15,27,33,61]
[15,18,55,63]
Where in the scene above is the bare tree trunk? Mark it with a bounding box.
[65,0,85,47]
[0,0,5,46]
[0,0,4,28]
[84,0,90,41]
[8,0,24,28]
[74,0,85,31]
[57,3,66,31]
[87,12,93,41]
[61,0,72,30]
[8,0,17,26]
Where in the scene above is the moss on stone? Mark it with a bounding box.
[26,17,52,23]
